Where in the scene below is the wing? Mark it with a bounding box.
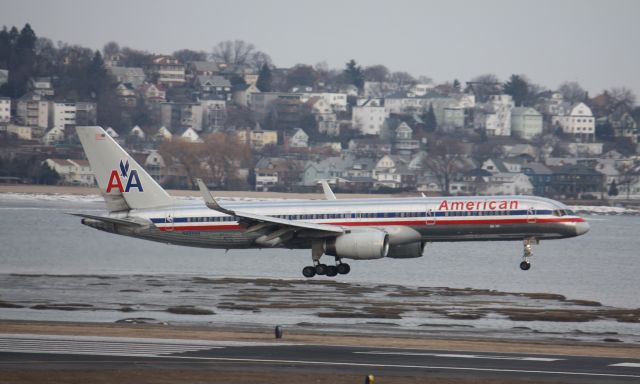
[195,179,343,245]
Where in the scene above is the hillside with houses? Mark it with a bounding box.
[1,24,640,202]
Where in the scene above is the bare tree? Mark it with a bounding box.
[201,132,251,188]
[250,51,272,71]
[211,40,255,65]
[363,65,389,82]
[173,49,208,63]
[609,87,637,111]
[424,137,469,195]
[158,139,207,189]
[388,71,416,90]
[102,41,120,58]
[558,81,587,104]
[616,161,639,200]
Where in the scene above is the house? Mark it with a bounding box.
[254,157,303,191]
[200,99,227,131]
[511,107,543,140]
[392,121,420,154]
[28,77,54,97]
[149,56,185,87]
[306,97,339,136]
[480,172,534,195]
[474,94,514,136]
[607,111,639,144]
[236,129,278,149]
[105,127,119,138]
[219,64,258,85]
[373,155,416,190]
[107,67,146,88]
[345,157,376,179]
[139,82,166,103]
[15,93,49,128]
[130,125,145,140]
[115,83,138,107]
[179,127,202,143]
[51,102,97,130]
[155,126,173,141]
[249,92,304,120]
[338,84,359,97]
[195,75,231,101]
[302,155,354,186]
[522,162,553,196]
[348,137,392,155]
[352,99,388,135]
[0,97,10,123]
[42,126,65,145]
[144,150,166,184]
[187,61,220,79]
[45,159,95,185]
[547,164,605,198]
[300,92,348,112]
[552,102,595,141]
[288,128,308,148]
[232,82,260,107]
[160,102,203,131]
[4,124,33,140]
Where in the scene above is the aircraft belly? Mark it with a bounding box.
[134,227,254,249]
[416,222,574,242]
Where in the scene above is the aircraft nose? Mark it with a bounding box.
[575,220,590,236]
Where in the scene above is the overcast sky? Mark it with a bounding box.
[2,0,639,97]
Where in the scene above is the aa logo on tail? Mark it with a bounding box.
[106,160,144,192]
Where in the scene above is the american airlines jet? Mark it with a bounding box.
[74,126,589,278]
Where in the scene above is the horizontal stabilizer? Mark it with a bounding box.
[67,213,149,227]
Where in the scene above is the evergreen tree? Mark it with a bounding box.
[503,74,530,106]
[608,180,619,197]
[424,104,437,132]
[452,79,461,92]
[256,63,272,92]
[344,59,364,91]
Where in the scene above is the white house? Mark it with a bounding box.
[130,125,145,139]
[5,124,33,140]
[482,172,534,195]
[145,150,166,183]
[352,99,388,135]
[301,92,348,112]
[0,97,10,123]
[180,127,202,143]
[42,126,65,145]
[232,82,260,107]
[107,67,146,88]
[155,126,172,141]
[45,158,95,185]
[52,102,76,129]
[16,93,49,128]
[475,94,514,136]
[552,102,595,141]
[288,128,309,148]
[306,97,340,136]
[511,107,543,140]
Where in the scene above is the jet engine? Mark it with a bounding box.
[386,241,425,258]
[324,229,389,260]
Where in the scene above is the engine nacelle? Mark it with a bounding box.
[325,229,389,260]
[386,241,425,259]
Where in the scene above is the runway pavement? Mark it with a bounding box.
[1,333,639,383]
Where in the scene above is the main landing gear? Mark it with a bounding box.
[302,260,351,278]
[520,238,536,271]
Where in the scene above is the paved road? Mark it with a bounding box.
[1,334,639,383]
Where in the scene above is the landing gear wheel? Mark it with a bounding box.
[337,263,351,275]
[302,266,316,278]
[519,261,531,271]
[326,265,338,277]
[315,264,328,275]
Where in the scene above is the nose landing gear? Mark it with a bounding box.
[520,238,536,271]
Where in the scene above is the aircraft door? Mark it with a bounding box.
[426,208,436,225]
[165,212,174,231]
[527,207,536,224]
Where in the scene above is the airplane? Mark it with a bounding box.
[73,126,590,278]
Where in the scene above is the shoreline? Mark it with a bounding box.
[2,184,638,214]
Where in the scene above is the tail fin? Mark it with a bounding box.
[77,126,174,211]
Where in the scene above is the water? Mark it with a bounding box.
[1,193,639,309]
